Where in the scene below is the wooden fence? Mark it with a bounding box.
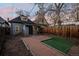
[42,25,79,38]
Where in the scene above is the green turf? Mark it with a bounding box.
[42,36,74,54]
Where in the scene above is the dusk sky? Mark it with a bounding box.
[0,3,39,20]
[0,3,73,20]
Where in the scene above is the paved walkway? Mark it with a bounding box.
[21,35,65,56]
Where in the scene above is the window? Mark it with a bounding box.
[21,16,27,21]
[16,26,20,33]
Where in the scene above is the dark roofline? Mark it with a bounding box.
[0,17,9,25]
[9,16,21,23]
[9,16,35,25]
[0,17,6,22]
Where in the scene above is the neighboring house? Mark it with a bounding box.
[34,14,49,26]
[0,17,10,35]
[33,14,49,34]
[0,17,9,28]
[9,15,37,36]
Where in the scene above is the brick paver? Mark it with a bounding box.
[21,35,65,56]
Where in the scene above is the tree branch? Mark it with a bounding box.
[59,3,64,9]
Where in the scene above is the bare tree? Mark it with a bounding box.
[50,12,57,26]
[73,3,79,21]
[54,3,64,26]
[16,10,30,17]
[35,3,49,26]
[46,3,64,26]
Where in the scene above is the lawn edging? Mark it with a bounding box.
[21,38,35,56]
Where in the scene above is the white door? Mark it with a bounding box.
[25,26,29,35]
[23,25,29,36]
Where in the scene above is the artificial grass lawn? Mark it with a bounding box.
[42,36,74,54]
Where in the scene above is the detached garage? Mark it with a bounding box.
[9,15,35,36]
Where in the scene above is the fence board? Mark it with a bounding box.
[42,25,79,38]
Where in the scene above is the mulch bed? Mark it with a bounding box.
[1,36,32,56]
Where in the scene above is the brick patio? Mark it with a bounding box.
[21,35,65,56]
